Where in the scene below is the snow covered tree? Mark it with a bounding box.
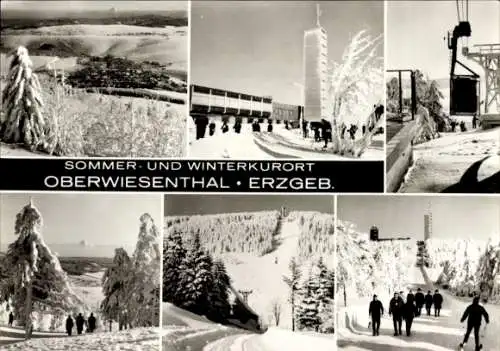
[127,213,161,327]
[163,228,186,305]
[283,257,302,331]
[207,259,231,323]
[177,232,214,316]
[0,47,60,154]
[296,272,321,331]
[316,257,334,305]
[476,242,500,300]
[101,247,132,328]
[1,199,85,339]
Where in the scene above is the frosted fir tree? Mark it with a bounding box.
[283,257,302,331]
[0,47,59,154]
[101,247,132,329]
[296,272,321,331]
[476,242,500,300]
[163,228,186,305]
[315,257,334,311]
[127,214,161,327]
[177,232,214,316]
[207,259,231,323]
[0,199,85,339]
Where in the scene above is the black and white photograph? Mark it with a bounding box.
[0,0,188,158]
[386,0,499,193]
[189,1,384,160]
[335,195,500,351]
[0,193,161,350]
[163,195,335,351]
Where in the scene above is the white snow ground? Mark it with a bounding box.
[0,327,160,351]
[337,265,499,351]
[219,215,302,329]
[399,128,500,193]
[188,120,384,160]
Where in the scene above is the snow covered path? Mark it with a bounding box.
[0,327,159,350]
[0,325,66,346]
[201,327,337,351]
[338,266,500,350]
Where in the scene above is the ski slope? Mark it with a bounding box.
[220,215,302,329]
[337,265,499,351]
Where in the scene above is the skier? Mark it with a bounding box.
[425,290,433,316]
[415,288,425,316]
[88,313,97,333]
[65,315,74,336]
[472,114,477,129]
[433,289,443,317]
[403,298,417,336]
[459,296,490,351]
[302,120,308,138]
[368,294,384,336]
[389,292,403,336]
[8,312,14,327]
[76,313,85,335]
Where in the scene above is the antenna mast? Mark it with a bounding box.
[316,3,321,27]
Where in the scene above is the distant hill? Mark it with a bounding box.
[1,11,188,30]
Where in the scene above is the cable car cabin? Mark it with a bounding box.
[190,84,273,119]
[450,75,479,116]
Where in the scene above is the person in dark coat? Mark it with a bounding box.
[208,122,216,136]
[195,116,209,140]
[415,288,425,316]
[267,120,273,133]
[433,289,443,317]
[8,312,13,327]
[88,313,96,333]
[313,126,321,142]
[369,294,384,336]
[221,121,229,133]
[399,291,405,304]
[233,120,242,134]
[459,296,489,351]
[407,290,415,305]
[76,313,85,335]
[403,299,417,336]
[472,115,477,129]
[389,292,403,336]
[302,120,309,138]
[66,315,74,336]
[425,290,433,316]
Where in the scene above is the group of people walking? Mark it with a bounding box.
[65,312,97,336]
[368,288,490,351]
[368,288,444,337]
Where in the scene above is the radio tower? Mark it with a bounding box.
[424,201,433,240]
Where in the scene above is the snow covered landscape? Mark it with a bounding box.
[336,195,500,350]
[0,194,162,350]
[163,195,336,350]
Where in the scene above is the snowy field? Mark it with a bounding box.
[400,128,500,193]
[1,327,160,351]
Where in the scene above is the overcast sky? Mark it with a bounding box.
[191,0,383,105]
[1,1,187,14]
[387,0,499,80]
[0,193,161,254]
[165,195,334,216]
[337,195,500,241]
